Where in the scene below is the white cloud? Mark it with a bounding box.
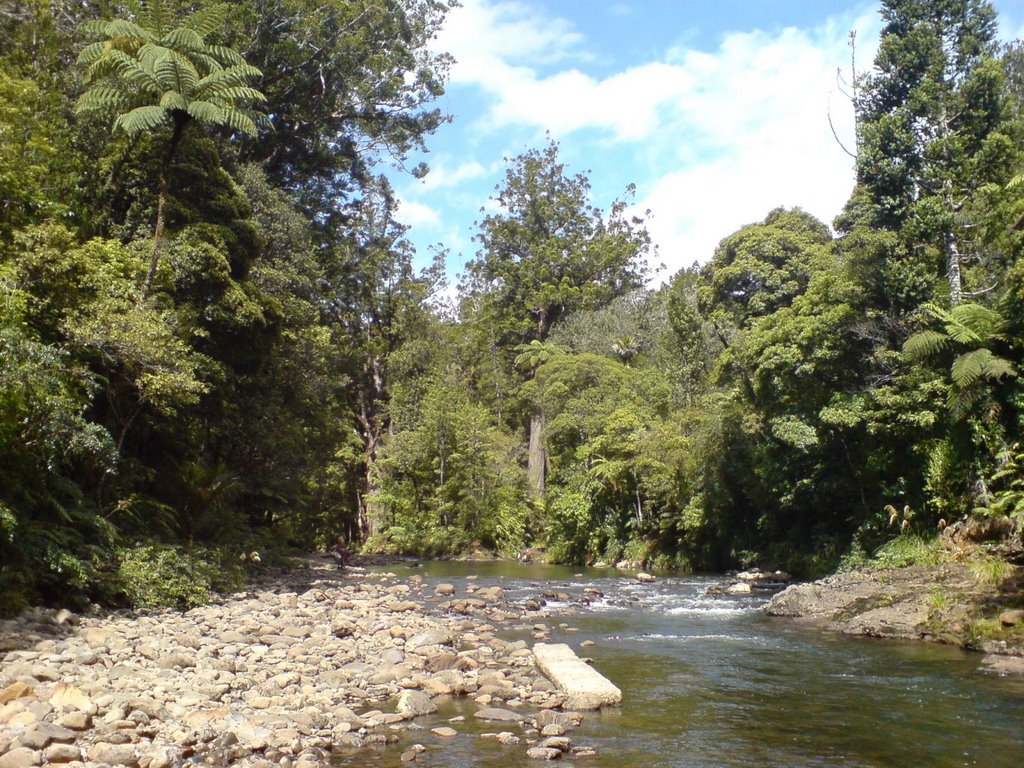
[436,0,584,76]
[396,197,441,229]
[432,1,882,274]
[419,159,490,190]
[637,13,881,273]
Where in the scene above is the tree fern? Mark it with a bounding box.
[903,329,948,359]
[905,301,1016,421]
[76,1,266,295]
[115,105,172,134]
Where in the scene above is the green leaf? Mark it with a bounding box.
[194,65,263,99]
[76,41,110,67]
[903,330,948,359]
[114,105,170,135]
[950,349,991,389]
[76,85,131,114]
[102,19,153,41]
[184,5,229,39]
[155,49,200,93]
[205,45,245,66]
[159,90,188,111]
[161,27,206,54]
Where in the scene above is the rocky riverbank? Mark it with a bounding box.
[765,562,1024,675]
[0,557,602,768]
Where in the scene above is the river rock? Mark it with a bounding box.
[41,744,81,764]
[396,690,437,717]
[474,707,526,723]
[536,710,582,730]
[16,723,76,749]
[431,726,457,737]
[526,747,561,760]
[980,654,1024,676]
[89,742,140,766]
[407,630,453,649]
[0,683,33,705]
[844,600,929,639]
[540,736,572,751]
[636,572,655,583]
[434,584,456,596]
[998,609,1024,626]
[475,586,504,602]
[480,731,520,745]
[58,710,91,730]
[725,582,751,594]
[48,684,96,715]
[0,748,39,768]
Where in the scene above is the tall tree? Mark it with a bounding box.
[856,0,1007,305]
[461,139,651,496]
[75,0,266,294]
[232,0,455,231]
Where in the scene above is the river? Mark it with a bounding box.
[335,560,1024,767]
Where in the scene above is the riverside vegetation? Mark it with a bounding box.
[0,0,1023,652]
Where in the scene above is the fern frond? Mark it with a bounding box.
[981,354,1016,382]
[903,330,948,359]
[138,0,173,37]
[205,45,245,66]
[189,52,225,74]
[155,49,200,94]
[185,4,229,38]
[194,65,262,98]
[76,85,131,114]
[219,108,259,135]
[184,99,226,125]
[114,104,169,136]
[78,19,111,37]
[159,90,188,111]
[948,386,983,420]
[136,42,166,72]
[944,320,982,346]
[949,303,1005,339]
[76,41,110,66]
[105,49,162,92]
[951,349,992,389]
[220,86,267,106]
[919,302,952,324]
[103,19,153,42]
[161,27,205,53]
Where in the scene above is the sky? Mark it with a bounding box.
[388,0,1024,286]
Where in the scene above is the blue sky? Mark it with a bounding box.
[389,0,1024,286]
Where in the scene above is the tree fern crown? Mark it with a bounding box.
[75,1,267,138]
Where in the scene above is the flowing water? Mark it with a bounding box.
[334,561,1024,767]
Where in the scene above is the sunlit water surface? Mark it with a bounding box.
[332,561,1024,767]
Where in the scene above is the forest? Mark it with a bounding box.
[1,0,1023,613]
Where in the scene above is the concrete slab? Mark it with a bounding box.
[532,642,622,709]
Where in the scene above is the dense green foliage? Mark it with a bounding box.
[2,0,1022,612]
[0,0,452,612]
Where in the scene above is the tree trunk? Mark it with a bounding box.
[946,229,963,306]
[358,459,381,539]
[527,408,545,497]
[357,354,386,539]
[142,115,188,297]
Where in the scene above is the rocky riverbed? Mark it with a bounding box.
[765,562,1024,675]
[0,558,601,768]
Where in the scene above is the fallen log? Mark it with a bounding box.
[532,642,622,709]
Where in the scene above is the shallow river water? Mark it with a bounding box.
[335,561,1024,767]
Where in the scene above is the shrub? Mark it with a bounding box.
[870,535,946,569]
[115,544,243,610]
